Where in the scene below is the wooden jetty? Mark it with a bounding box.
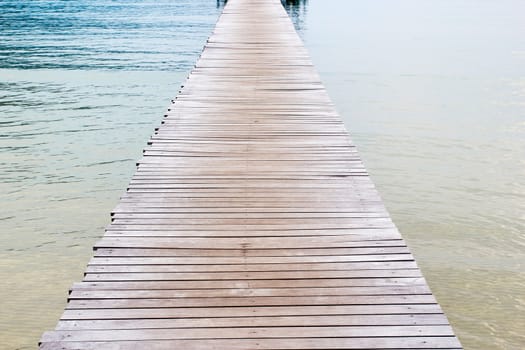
[40,0,462,348]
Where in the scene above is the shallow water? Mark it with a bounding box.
[291,1,525,348]
[1,0,524,349]
[0,1,225,348]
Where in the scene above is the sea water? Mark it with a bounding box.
[1,0,524,348]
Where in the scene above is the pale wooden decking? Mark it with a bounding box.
[39,0,463,348]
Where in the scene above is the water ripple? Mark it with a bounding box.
[0,1,226,349]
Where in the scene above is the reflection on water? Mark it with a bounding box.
[291,1,525,349]
[281,0,308,33]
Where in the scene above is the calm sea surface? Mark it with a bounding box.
[1,0,524,349]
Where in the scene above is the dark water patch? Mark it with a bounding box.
[281,0,308,33]
[0,0,226,71]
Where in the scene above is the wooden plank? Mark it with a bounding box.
[91,246,412,257]
[66,295,437,309]
[60,304,445,320]
[101,229,399,238]
[87,255,416,266]
[71,277,427,291]
[94,236,405,250]
[55,314,451,330]
[85,260,417,272]
[40,337,462,350]
[41,325,455,341]
[81,269,422,282]
[68,285,432,299]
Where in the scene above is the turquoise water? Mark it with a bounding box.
[1,0,524,349]
[0,1,225,348]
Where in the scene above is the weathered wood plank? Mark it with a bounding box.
[68,285,432,299]
[81,269,422,282]
[66,295,437,309]
[71,277,427,291]
[42,325,455,342]
[60,304,445,320]
[40,337,462,350]
[55,314,451,330]
[85,260,416,272]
